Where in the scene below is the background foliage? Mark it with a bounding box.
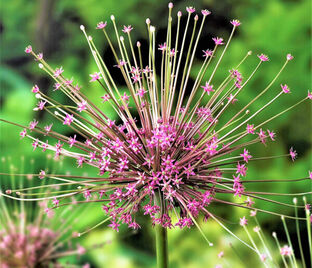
[0,0,311,267]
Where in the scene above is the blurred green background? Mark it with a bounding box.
[0,0,311,267]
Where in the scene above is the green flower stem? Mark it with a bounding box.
[155,192,168,268]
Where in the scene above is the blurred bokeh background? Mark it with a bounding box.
[0,0,311,267]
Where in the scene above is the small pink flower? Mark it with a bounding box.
[74,84,81,91]
[101,94,111,102]
[280,245,292,256]
[54,67,64,77]
[201,9,211,16]
[218,251,224,258]
[212,37,224,45]
[286,54,294,61]
[32,85,39,93]
[307,90,312,100]
[29,119,39,130]
[169,49,176,57]
[260,254,267,262]
[52,197,59,207]
[246,124,255,134]
[96,21,107,29]
[39,170,46,179]
[267,129,276,141]
[240,216,248,226]
[53,82,62,91]
[240,148,252,163]
[77,101,87,112]
[250,210,257,217]
[83,189,92,200]
[136,88,147,97]
[37,100,46,110]
[25,45,32,53]
[69,135,77,148]
[36,53,43,60]
[201,82,214,95]
[121,92,130,102]
[202,49,213,57]
[230,19,241,26]
[258,54,269,62]
[44,207,54,218]
[20,129,27,139]
[44,124,53,133]
[227,94,238,104]
[186,7,195,13]
[65,78,73,86]
[42,141,48,152]
[122,25,133,33]
[281,84,290,94]
[308,170,312,180]
[108,220,120,232]
[236,162,247,176]
[289,147,297,161]
[114,59,127,68]
[89,72,101,82]
[158,43,167,51]
[253,226,260,232]
[63,114,74,125]
[77,245,86,255]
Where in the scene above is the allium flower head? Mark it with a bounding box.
[2,4,311,246]
[0,157,90,267]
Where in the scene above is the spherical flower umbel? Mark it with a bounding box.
[0,158,89,267]
[3,4,311,247]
